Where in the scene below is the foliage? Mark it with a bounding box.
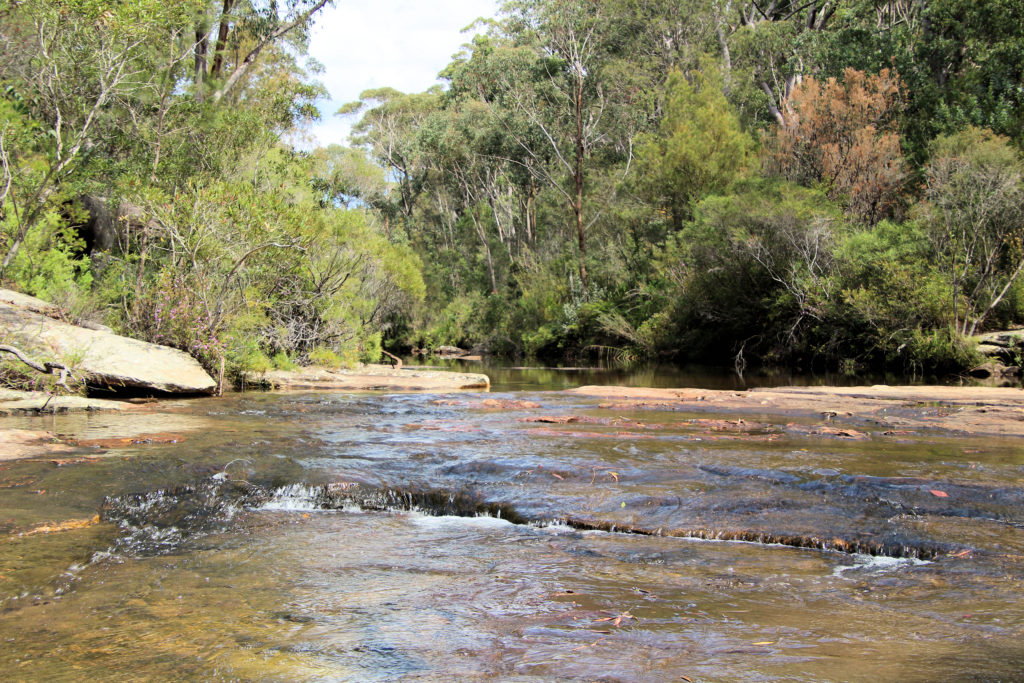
[130,269,228,372]
[635,66,752,229]
[307,346,344,368]
[768,69,906,224]
[271,352,298,371]
[3,0,1024,386]
[916,127,1024,336]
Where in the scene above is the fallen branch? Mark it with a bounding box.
[381,349,403,370]
[0,344,77,392]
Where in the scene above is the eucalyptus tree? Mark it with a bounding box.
[809,0,1024,160]
[341,88,442,239]
[191,0,333,104]
[635,66,752,231]
[714,1,840,126]
[0,0,207,277]
[919,128,1024,336]
[448,1,649,291]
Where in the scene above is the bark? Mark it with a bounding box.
[210,0,234,78]
[761,82,786,127]
[194,26,208,96]
[470,205,498,294]
[713,0,733,92]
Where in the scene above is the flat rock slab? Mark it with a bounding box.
[0,429,78,460]
[262,364,490,392]
[0,288,215,394]
[0,389,135,415]
[566,384,1024,437]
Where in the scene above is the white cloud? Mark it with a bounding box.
[302,0,499,148]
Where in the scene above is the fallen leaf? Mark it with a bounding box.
[753,641,774,646]
[607,471,619,482]
[949,549,972,558]
[551,472,564,480]
[680,677,693,682]
[930,489,949,498]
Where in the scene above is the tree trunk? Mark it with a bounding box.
[210,0,234,78]
[194,26,208,99]
[472,206,498,294]
[573,77,588,291]
[527,179,536,245]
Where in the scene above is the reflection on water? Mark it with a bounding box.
[408,358,930,392]
[1,381,1023,680]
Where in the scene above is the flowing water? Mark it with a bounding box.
[1,367,1023,681]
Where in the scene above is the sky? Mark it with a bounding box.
[301,0,500,148]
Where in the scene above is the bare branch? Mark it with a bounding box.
[0,345,77,393]
[212,0,331,103]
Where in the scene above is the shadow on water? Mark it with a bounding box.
[1,387,1023,680]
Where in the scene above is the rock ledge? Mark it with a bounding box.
[258,364,490,392]
[0,288,216,394]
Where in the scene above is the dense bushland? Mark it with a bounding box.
[2,0,1023,381]
[342,0,1024,376]
[0,0,423,379]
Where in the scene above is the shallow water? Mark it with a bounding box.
[1,376,1023,681]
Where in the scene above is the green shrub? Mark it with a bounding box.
[308,346,343,368]
[271,352,297,371]
[358,330,382,364]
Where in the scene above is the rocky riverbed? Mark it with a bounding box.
[1,381,1023,680]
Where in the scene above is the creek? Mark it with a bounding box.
[0,365,1022,681]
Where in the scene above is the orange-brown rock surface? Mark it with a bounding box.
[567,384,1024,437]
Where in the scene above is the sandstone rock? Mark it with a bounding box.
[0,429,77,460]
[0,289,58,316]
[968,362,1021,386]
[973,329,1024,349]
[973,329,1024,363]
[0,388,135,414]
[260,363,489,392]
[435,345,469,357]
[0,288,216,394]
[72,195,159,254]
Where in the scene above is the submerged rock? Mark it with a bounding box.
[0,429,77,459]
[0,288,216,395]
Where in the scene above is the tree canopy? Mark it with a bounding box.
[3,0,1023,381]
